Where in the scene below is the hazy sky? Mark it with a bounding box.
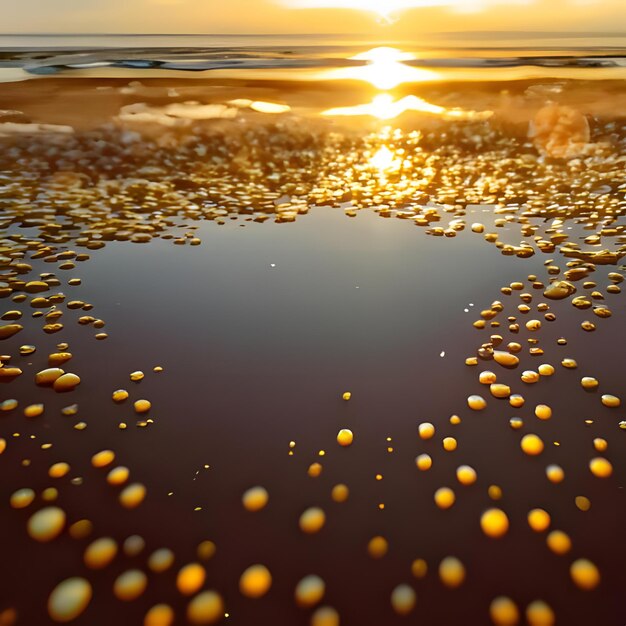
[2,0,624,34]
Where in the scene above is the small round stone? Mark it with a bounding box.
[418,422,435,439]
[581,377,599,391]
[467,395,487,411]
[434,487,455,509]
[415,454,432,471]
[521,434,544,456]
[134,399,151,414]
[601,394,620,408]
[527,509,551,532]
[53,373,81,392]
[456,465,477,485]
[589,457,612,478]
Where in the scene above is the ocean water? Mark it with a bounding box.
[0,33,625,626]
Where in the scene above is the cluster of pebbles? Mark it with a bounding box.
[0,98,624,626]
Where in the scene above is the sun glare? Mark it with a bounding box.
[322,93,494,121]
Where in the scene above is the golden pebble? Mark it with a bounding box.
[331,484,349,503]
[490,384,511,399]
[581,377,599,391]
[35,368,65,385]
[521,371,539,383]
[521,434,544,456]
[489,596,520,626]
[130,371,144,382]
[509,394,525,408]
[439,557,465,588]
[390,584,416,615]
[177,563,206,596]
[295,575,325,608]
[119,483,147,508]
[53,373,81,392]
[479,371,497,384]
[534,405,552,420]
[84,537,118,569]
[124,535,145,557]
[336,429,353,447]
[146,549,175,574]
[527,509,551,532]
[112,389,129,402]
[545,465,564,483]
[589,457,612,478]
[144,604,174,626]
[493,351,519,368]
[367,536,388,559]
[434,487,455,509]
[311,606,340,626]
[186,591,224,625]
[480,508,509,538]
[42,487,58,502]
[24,404,44,418]
[299,507,326,534]
[601,394,620,408]
[10,488,35,509]
[91,450,115,468]
[47,578,92,623]
[456,465,477,485]
[537,364,555,376]
[546,530,571,555]
[525,320,541,331]
[418,422,435,439]
[239,564,272,598]
[415,454,432,471]
[570,559,600,591]
[467,395,487,411]
[561,358,577,369]
[113,569,148,601]
[134,399,151,414]
[27,506,66,542]
[443,437,457,451]
[342,391,351,401]
[450,414,461,425]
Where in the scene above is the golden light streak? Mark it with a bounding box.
[322,93,493,121]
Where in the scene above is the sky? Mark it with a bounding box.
[1,0,624,34]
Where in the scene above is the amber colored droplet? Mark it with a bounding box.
[367,536,388,559]
[144,604,174,626]
[331,484,349,503]
[489,596,520,626]
[91,450,115,468]
[570,559,600,590]
[546,530,571,555]
[521,434,544,456]
[186,591,224,625]
[177,564,206,596]
[113,570,148,601]
[481,508,509,538]
[438,557,466,588]
[467,395,487,411]
[527,509,551,532]
[336,429,353,447]
[434,487,455,510]
[418,422,435,439]
[47,578,92,623]
[242,486,269,512]
[575,496,591,512]
[84,537,118,569]
[411,558,427,578]
[299,507,326,534]
[311,606,340,626]
[239,564,272,598]
[526,601,555,626]
[390,584,416,615]
[119,483,147,508]
[589,457,612,478]
[27,506,66,542]
[295,575,325,608]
